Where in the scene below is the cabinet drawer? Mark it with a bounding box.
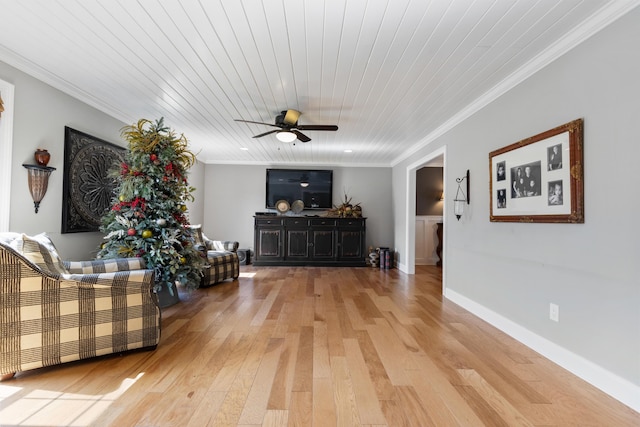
[310,218,336,227]
[284,218,309,227]
[256,218,283,226]
[338,219,365,228]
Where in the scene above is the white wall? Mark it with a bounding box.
[392,8,640,409]
[202,164,393,252]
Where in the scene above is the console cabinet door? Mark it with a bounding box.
[286,229,309,259]
[311,229,335,259]
[255,219,284,261]
[257,229,282,259]
[337,219,365,260]
[284,218,309,260]
[310,218,336,260]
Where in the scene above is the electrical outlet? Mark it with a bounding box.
[549,303,559,322]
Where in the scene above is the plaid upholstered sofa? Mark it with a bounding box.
[190,225,239,287]
[0,232,160,379]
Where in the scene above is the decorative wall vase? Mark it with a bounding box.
[34,149,51,166]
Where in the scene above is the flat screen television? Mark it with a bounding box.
[266,169,333,210]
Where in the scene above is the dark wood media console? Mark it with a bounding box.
[253,216,366,266]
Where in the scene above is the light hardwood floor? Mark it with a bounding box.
[1,265,637,426]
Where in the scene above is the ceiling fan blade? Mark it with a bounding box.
[295,125,338,131]
[292,130,311,142]
[235,119,281,128]
[253,129,279,138]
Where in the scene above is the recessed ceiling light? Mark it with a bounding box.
[344,149,353,153]
[240,147,249,151]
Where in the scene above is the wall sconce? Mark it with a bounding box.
[23,150,56,213]
[453,169,470,220]
[439,191,444,201]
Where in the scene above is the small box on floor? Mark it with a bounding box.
[378,247,393,269]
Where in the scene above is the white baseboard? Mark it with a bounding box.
[397,262,409,274]
[445,288,640,412]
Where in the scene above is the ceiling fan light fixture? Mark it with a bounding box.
[284,109,301,125]
[276,131,297,143]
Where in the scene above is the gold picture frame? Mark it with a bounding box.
[489,118,584,223]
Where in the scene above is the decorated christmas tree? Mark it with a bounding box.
[98,118,205,296]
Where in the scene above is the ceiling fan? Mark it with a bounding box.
[235,109,338,143]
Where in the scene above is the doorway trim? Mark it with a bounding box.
[0,78,15,232]
[403,145,446,284]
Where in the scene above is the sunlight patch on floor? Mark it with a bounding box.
[0,372,143,426]
[239,271,256,278]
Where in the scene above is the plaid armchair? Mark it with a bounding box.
[189,225,239,287]
[0,232,160,379]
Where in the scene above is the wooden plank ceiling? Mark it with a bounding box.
[0,0,636,166]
